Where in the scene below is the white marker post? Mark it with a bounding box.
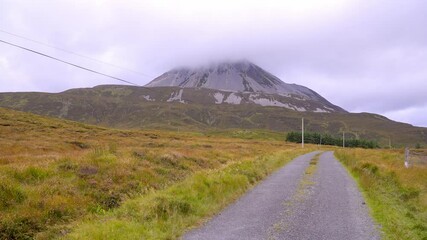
[302,118,304,148]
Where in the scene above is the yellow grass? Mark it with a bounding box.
[335,148,427,239]
[0,108,313,239]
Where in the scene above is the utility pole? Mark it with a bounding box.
[342,131,345,148]
[302,118,304,148]
[389,137,392,149]
[320,134,322,146]
[405,147,409,168]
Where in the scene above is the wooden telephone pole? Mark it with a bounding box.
[342,131,345,148]
[302,118,304,148]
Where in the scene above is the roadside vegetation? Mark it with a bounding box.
[0,108,313,239]
[66,148,311,239]
[335,148,427,239]
[6,106,426,239]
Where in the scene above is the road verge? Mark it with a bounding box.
[66,148,313,239]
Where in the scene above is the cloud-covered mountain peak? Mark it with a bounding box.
[145,60,322,101]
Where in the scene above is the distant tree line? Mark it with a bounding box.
[286,131,379,149]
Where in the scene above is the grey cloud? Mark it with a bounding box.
[0,0,427,126]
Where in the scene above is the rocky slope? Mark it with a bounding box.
[145,61,346,113]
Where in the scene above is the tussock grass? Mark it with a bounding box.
[335,149,427,239]
[0,180,26,210]
[66,150,310,240]
[0,107,312,239]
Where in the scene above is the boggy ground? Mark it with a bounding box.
[0,108,311,239]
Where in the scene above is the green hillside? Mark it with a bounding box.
[0,85,426,147]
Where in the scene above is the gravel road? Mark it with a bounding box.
[183,151,380,240]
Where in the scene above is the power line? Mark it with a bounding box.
[0,29,153,79]
[0,39,140,86]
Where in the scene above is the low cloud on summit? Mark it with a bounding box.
[1,0,426,126]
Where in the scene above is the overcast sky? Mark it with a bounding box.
[1,0,426,127]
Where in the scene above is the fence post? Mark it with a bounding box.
[405,147,410,168]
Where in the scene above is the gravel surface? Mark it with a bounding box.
[182,151,380,240]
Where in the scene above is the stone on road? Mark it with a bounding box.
[182,151,380,240]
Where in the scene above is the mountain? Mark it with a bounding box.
[0,61,425,147]
[0,85,426,147]
[145,61,346,113]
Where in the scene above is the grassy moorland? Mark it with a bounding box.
[335,149,427,239]
[0,107,313,239]
[66,148,311,239]
[1,85,427,147]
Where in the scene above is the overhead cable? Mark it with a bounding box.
[0,29,153,79]
[0,39,140,86]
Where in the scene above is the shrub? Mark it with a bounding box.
[90,147,117,165]
[101,193,121,209]
[78,166,98,176]
[159,153,181,167]
[13,167,50,184]
[361,163,379,175]
[152,195,192,220]
[132,150,145,159]
[0,181,26,210]
[58,158,78,171]
[67,141,90,149]
[0,217,42,240]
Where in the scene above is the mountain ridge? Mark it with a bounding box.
[145,61,346,113]
[0,84,426,147]
[146,60,317,97]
